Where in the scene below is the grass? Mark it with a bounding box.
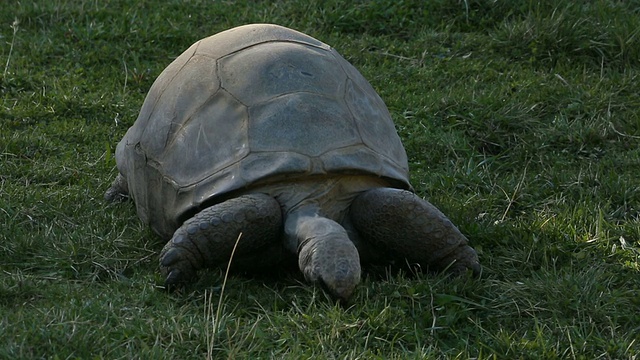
[1,0,639,358]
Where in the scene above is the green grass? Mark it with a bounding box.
[1,0,639,358]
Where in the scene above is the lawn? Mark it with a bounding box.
[1,0,639,358]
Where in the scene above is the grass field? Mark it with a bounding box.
[1,0,639,358]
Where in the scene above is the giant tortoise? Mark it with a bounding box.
[105,24,480,300]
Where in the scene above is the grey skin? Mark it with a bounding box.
[105,24,480,301]
[107,175,480,301]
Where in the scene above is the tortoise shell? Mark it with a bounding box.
[115,24,410,238]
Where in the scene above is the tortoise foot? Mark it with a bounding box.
[158,193,283,288]
[104,173,129,202]
[160,247,198,289]
[350,188,481,275]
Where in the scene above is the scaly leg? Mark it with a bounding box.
[350,188,480,275]
[104,173,129,202]
[160,193,284,287]
[285,211,361,301]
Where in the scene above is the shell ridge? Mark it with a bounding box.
[117,24,411,235]
[140,45,201,154]
[203,39,330,61]
[163,73,224,152]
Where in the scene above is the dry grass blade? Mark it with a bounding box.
[205,232,243,360]
[2,18,19,78]
[500,161,529,223]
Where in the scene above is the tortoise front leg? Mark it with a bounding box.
[104,173,129,202]
[349,188,480,275]
[160,193,283,288]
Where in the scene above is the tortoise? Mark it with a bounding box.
[105,24,480,301]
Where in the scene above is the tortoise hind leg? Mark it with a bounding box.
[160,193,284,288]
[105,173,129,202]
[349,188,480,275]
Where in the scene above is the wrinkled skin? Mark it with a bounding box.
[107,176,480,301]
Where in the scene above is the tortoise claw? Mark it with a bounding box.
[439,245,481,278]
[164,269,184,288]
[160,248,181,267]
[104,174,129,202]
[446,259,482,278]
[160,248,197,289]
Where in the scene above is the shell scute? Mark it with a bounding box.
[115,24,410,238]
